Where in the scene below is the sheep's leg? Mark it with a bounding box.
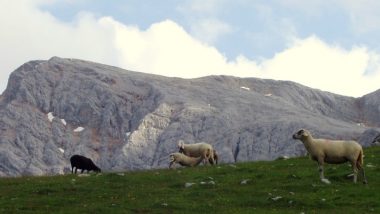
[202,149,213,165]
[200,155,207,165]
[71,167,74,174]
[351,163,358,183]
[169,161,175,169]
[359,166,368,184]
[357,162,368,184]
[361,169,368,184]
[317,160,325,180]
[318,164,324,180]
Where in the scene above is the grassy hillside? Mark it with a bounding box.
[1,146,379,214]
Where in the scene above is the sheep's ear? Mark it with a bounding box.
[298,129,310,136]
[178,141,184,149]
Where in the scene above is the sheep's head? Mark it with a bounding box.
[292,129,309,140]
[169,154,176,162]
[94,166,101,173]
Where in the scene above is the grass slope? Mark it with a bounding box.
[1,146,380,214]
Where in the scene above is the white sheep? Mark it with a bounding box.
[292,129,368,184]
[178,140,216,165]
[169,152,204,169]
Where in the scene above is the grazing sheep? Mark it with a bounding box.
[292,129,367,184]
[70,155,101,174]
[169,152,204,169]
[178,140,216,165]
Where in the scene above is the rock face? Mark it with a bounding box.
[0,57,379,176]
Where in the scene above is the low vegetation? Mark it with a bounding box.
[1,146,379,213]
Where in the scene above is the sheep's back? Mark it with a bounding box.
[315,139,362,158]
[185,143,212,156]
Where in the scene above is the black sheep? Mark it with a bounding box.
[70,155,101,174]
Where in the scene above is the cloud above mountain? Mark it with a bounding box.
[0,0,379,97]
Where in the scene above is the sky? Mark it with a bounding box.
[1,0,380,97]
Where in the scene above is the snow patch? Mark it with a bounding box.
[264,93,272,97]
[61,119,67,126]
[58,148,65,154]
[240,86,250,91]
[73,127,84,132]
[47,112,54,122]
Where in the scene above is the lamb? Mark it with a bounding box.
[70,155,101,174]
[292,129,367,184]
[178,140,216,165]
[169,152,204,169]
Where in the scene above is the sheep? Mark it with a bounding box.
[178,140,216,165]
[292,129,367,184]
[70,155,101,174]
[169,152,204,169]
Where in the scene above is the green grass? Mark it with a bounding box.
[1,146,380,214]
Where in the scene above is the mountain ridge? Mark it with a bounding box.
[0,57,379,176]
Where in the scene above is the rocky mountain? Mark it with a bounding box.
[0,57,379,177]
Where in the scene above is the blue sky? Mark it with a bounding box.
[1,0,380,97]
[40,0,380,59]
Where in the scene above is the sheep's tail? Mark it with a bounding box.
[204,148,211,160]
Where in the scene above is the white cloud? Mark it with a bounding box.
[259,36,380,96]
[0,0,119,92]
[102,17,380,97]
[104,18,238,78]
[1,0,380,98]
[190,18,233,45]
